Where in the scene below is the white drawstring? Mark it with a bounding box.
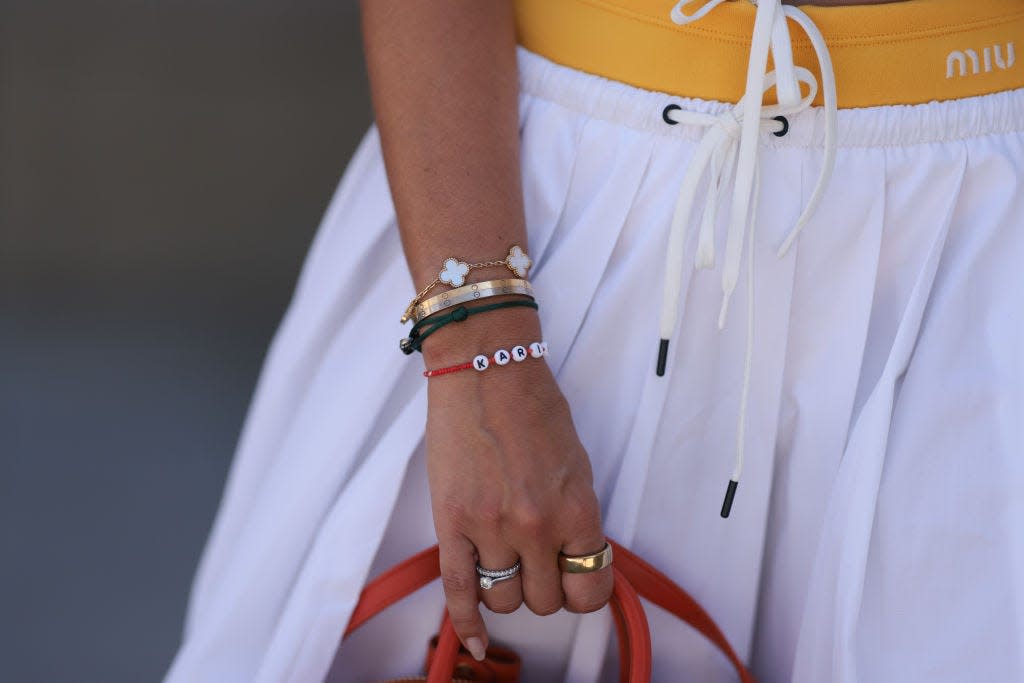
[659,0,837,517]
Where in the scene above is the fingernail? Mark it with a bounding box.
[465,637,486,662]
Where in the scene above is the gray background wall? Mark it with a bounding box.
[0,2,372,680]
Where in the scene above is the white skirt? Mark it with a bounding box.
[166,45,1024,683]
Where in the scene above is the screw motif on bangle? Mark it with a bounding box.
[410,278,534,324]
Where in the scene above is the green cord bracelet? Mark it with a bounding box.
[399,299,539,355]
[410,299,537,342]
[411,298,536,339]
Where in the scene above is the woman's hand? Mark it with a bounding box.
[422,308,613,661]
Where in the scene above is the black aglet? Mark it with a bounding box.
[656,339,670,376]
[720,479,738,518]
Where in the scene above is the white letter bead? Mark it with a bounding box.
[511,346,527,362]
[473,355,490,371]
[529,342,544,358]
[540,341,548,356]
[494,349,511,366]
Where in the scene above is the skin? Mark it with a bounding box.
[358,0,908,663]
[359,1,610,662]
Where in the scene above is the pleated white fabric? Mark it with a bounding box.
[165,45,1024,683]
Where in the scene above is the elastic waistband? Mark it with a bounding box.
[512,0,1024,107]
[516,44,1024,148]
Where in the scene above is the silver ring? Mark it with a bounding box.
[475,560,521,590]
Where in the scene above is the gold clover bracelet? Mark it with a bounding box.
[400,245,533,324]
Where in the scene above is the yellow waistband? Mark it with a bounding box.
[513,0,1024,107]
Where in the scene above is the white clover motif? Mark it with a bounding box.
[438,258,470,287]
[506,245,532,278]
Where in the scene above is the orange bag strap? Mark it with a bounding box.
[345,542,750,682]
[609,566,651,682]
[607,540,756,683]
[345,547,653,682]
[345,545,441,636]
[343,546,463,683]
[427,611,461,683]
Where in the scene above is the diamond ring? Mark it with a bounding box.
[475,560,521,590]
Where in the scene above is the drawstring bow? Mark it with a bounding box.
[659,0,838,516]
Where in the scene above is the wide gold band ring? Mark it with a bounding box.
[558,542,613,574]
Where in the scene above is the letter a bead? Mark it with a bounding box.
[473,355,490,371]
[511,345,527,361]
[494,349,511,366]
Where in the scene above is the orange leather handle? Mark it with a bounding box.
[345,545,441,637]
[344,540,753,682]
[608,566,651,682]
[607,540,755,682]
[424,567,649,683]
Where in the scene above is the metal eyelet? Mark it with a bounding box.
[772,115,789,137]
[663,103,682,125]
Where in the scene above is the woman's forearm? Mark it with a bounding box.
[359,4,615,657]
[359,1,535,363]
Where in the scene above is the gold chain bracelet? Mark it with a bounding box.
[401,245,533,323]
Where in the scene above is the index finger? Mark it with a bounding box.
[438,533,489,661]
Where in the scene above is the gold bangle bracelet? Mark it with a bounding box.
[407,278,535,324]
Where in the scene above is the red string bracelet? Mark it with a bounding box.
[423,341,548,378]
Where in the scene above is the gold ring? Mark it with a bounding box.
[558,542,613,574]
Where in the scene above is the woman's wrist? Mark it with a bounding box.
[416,262,543,367]
[425,336,566,432]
